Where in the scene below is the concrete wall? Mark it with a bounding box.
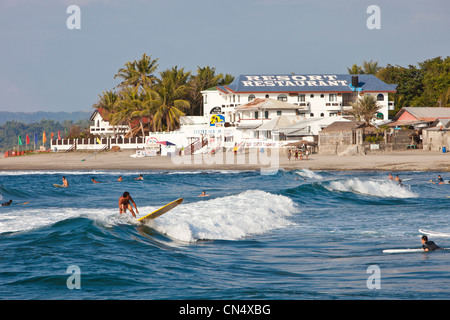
[422,129,450,151]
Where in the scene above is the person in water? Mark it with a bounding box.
[394,175,402,185]
[117,176,123,182]
[119,191,139,218]
[198,191,210,197]
[388,173,394,180]
[134,174,144,180]
[91,177,101,183]
[430,175,445,184]
[1,200,12,206]
[62,176,69,187]
[421,235,441,251]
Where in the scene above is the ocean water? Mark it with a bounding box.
[0,169,449,300]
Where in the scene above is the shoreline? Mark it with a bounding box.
[0,149,449,172]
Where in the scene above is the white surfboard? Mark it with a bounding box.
[383,248,424,254]
[419,229,450,237]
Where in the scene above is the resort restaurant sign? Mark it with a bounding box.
[239,75,349,89]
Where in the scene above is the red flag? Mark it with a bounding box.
[51,132,54,140]
[26,134,30,145]
[43,131,47,144]
[58,131,61,140]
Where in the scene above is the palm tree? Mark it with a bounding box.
[92,90,120,136]
[347,64,363,74]
[152,73,190,132]
[115,85,158,137]
[362,60,383,75]
[349,94,382,126]
[114,53,159,89]
[186,66,225,116]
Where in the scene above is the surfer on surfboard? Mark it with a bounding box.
[119,192,139,218]
[62,176,69,187]
[421,235,441,251]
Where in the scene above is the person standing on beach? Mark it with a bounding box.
[119,192,139,218]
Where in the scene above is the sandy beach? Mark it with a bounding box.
[1,149,449,172]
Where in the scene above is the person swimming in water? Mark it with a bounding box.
[1,200,12,206]
[421,235,441,251]
[198,191,210,197]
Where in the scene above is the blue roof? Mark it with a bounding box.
[217,74,397,93]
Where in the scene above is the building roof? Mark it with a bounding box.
[320,121,365,132]
[255,116,302,131]
[216,74,397,94]
[235,98,306,111]
[392,107,450,122]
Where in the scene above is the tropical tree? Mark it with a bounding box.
[348,94,382,126]
[114,53,159,89]
[152,72,190,132]
[362,60,383,75]
[186,66,234,115]
[347,60,383,75]
[347,63,363,74]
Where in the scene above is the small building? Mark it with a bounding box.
[422,120,450,152]
[389,107,450,129]
[90,109,129,138]
[318,121,365,155]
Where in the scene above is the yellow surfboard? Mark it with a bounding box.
[137,198,183,223]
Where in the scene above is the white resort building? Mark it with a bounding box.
[52,73,397,154]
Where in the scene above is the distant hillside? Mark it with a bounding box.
[0,111,91,125]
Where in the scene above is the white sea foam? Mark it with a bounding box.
[0,190,298,242]
[296,169,323,180]
[325,178,418,198]
[144,190,297,242]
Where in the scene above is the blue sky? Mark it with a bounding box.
[0,0,448,112]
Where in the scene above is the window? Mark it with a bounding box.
[320,113,324,117]
[248,94,255,102]
[277,110,282,116]
[310,113,314,117]
[298,94,305,102]
[265,111,269,119]
[254,111,259,119]
[320,94,325,98]
[329,94,337,102]
[265,94,270,98]
[310,94,314,98]
[277,94,287,102]
[377,94,384,101]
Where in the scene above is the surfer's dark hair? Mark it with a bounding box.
[123,192,130,197]
[422,235,428,241]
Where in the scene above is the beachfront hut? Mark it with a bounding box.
[318,121,365,155]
